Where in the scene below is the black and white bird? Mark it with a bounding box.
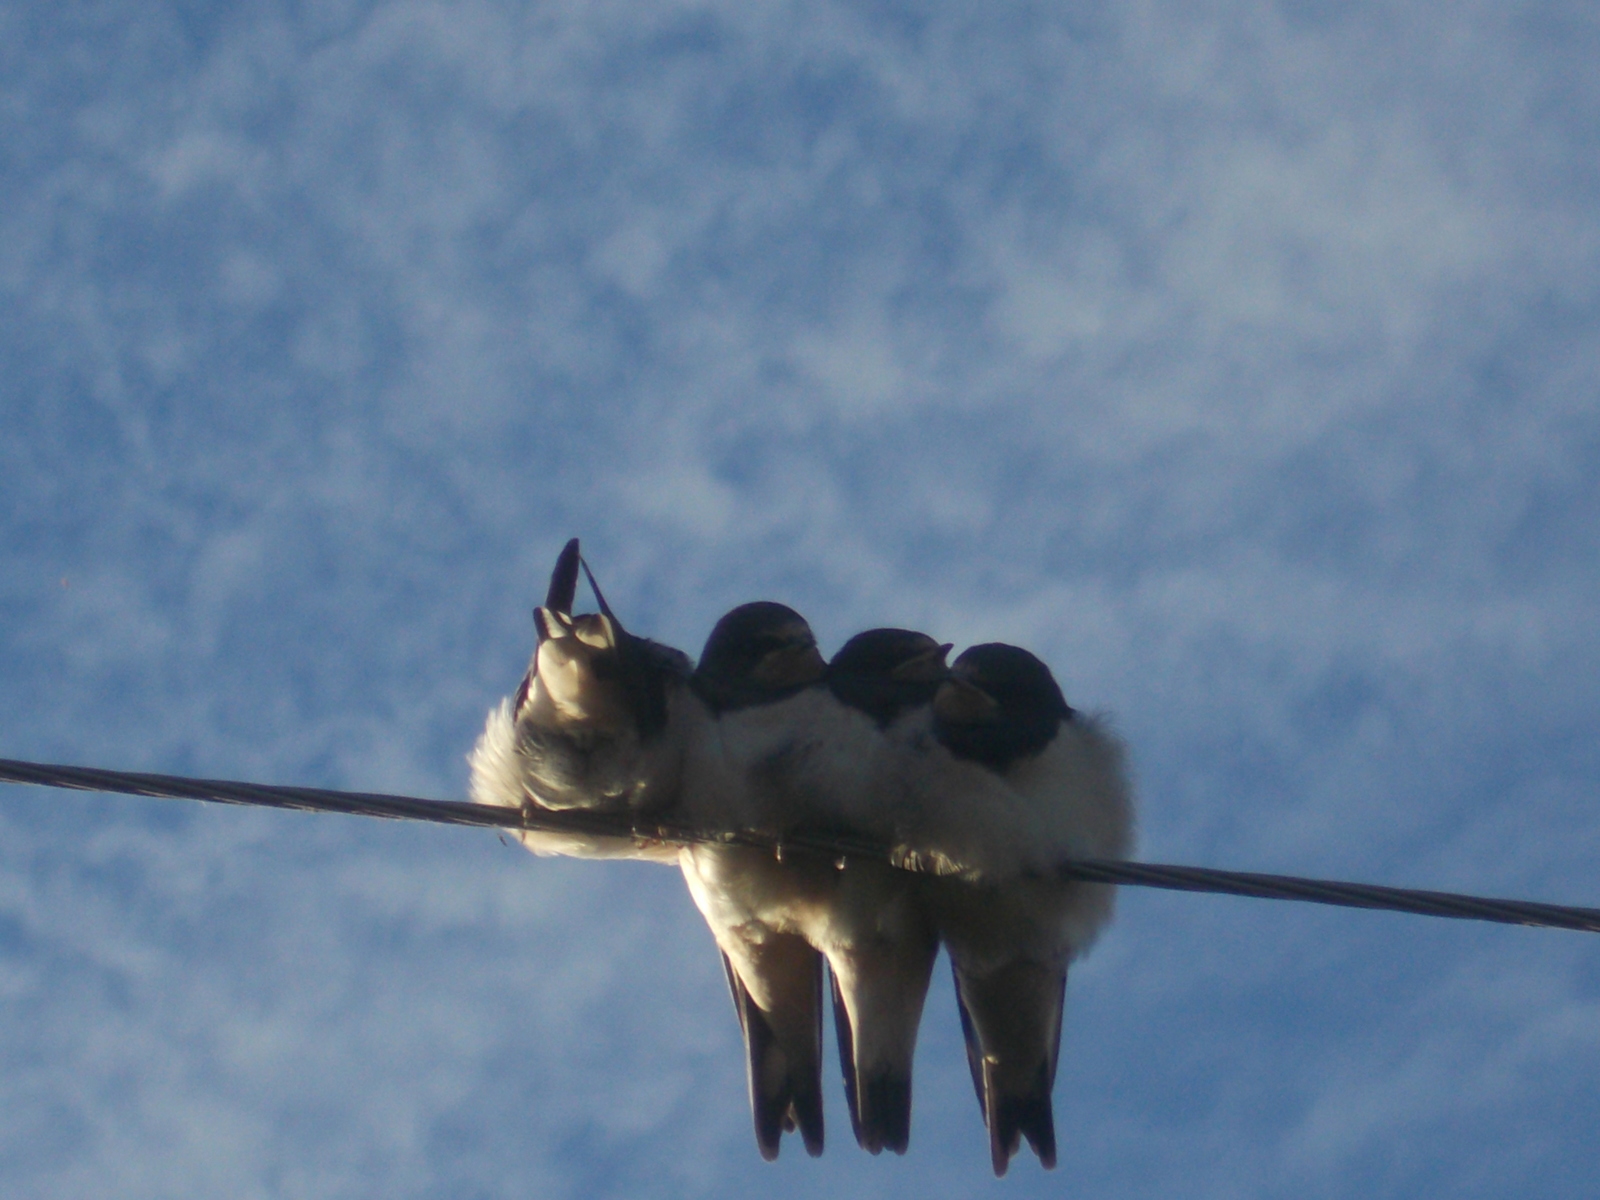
[808,628,948,1157]
[677,601,833,1160]
[468,538,691,861]
[920,643,1133,1176]
[473,560,831,1159]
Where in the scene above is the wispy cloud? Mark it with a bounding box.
[3,1,1599,1194]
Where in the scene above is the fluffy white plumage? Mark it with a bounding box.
[468,688,684,863]
[916,643,1134,1176]
[467,542,692,863]
[467,545,1136,1172]
[674,602,838,1158]
[683,626,955,1155]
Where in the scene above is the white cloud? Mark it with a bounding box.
[3,0,1599,1194]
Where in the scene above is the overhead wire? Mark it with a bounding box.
[4,755,1598,934]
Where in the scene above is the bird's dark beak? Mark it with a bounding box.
[933,677,1001,724]
[891,642,953,683]
[753,641,827,689]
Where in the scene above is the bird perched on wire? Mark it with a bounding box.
[468,538,690,862]
[676,601,834,1160]
[690,625,1134,1165]
[474,569,839,1160]
[805,628,948,1156]
[918,643,1133,1176]
[474,559,829,1157]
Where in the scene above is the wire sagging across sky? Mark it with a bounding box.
[3,755,1597,935]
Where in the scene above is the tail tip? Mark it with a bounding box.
[860,1071,913,1156]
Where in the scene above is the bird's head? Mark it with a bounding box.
[932,642,1073,770]
[827,627,952,726]
[692,601,826,712]
[514,540,689,738]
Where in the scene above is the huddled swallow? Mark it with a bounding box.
[469,539,690,862]
[678,601,833,1160]
[811,629,947,1156]
[922,643,1133,1176]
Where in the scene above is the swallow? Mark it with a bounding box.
[469,538,691,862]
[811,628,948,1156]
[677,601,832,1161]
[921,642,1133,1176]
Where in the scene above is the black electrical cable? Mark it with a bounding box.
[4,755,1597,934]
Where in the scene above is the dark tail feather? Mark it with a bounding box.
[860,1070,913,1156]
[953,962,1066,1176]
[725,955,784,1160]
[544,538,581,614]
[832,966,918,1156]
[830,968,869,1152]
[994,972,1065,1170]
[795,958,826,1157]
[955,958,1020,1176]
[988,1060,1056,1172]
[724,953,826,1161]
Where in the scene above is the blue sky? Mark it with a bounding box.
[4,1,1600,1195]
